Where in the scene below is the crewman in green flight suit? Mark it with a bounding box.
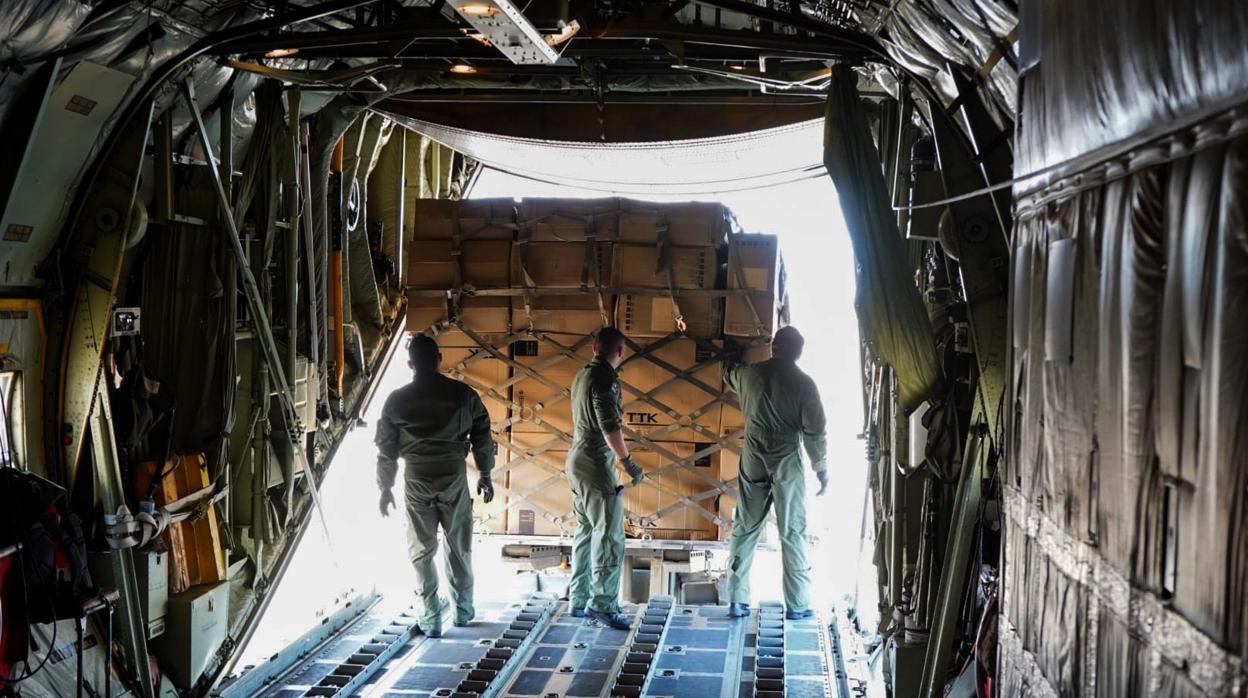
[723,325,828,620]
[566,326,644,630]
[375,335,496,638]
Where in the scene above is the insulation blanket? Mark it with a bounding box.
[1017,1,1248,184]
[1004,4,1248,694]
[1005,131,1248,697]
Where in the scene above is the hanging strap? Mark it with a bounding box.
[448,200,468,324]
[726,231,766,336]
[514,201,536,328]
[580,216,611,326]
[655,218,687,334]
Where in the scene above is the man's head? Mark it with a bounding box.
[408,334,441,373]
[771,325,805,361]
[592,326,628,368]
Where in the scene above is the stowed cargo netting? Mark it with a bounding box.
[402,198,788,541]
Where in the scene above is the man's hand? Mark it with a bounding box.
[815,469,829,496]
[379,489,396,517]
[722,338,746,365]
[621,455,644,487]
[477,475,495,504]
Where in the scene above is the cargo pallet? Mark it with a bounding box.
[404,198,788,543]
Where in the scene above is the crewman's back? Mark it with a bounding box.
[382,372,484,476]
[728,357,823,467]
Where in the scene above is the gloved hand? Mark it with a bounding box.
[379,489,396,517]
[477,475,495,504]
[621,455,644,486]
[815,469,829,496]
[722,338,746,365]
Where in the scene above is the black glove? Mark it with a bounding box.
[477,475,495,504]
[379,489,396,517]
[815,469,829,497]
[722,338,746,366]
[621,455,644,486]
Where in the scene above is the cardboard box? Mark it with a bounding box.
[501,443,725,541]
[504,449,575,536]
[623,443,722,541]
[613,244,716,289]
[411,198,517,240]
[618,201,730,248]
[406,293,510,345]
[614,244,721,339]
[509,338,594,439]
[509,335,728,444]
[511,294,615,337]
[618,293,722,340]
[440,347,512,426]
[617,338,724,443]
[724,234,782,338]
[518,198,623,242]
[511,241,613,288]
[407,239,511,290]
[406,293,450,336]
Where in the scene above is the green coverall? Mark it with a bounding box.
[724,356,827,610]
[565,356,627,614]
[375,372,495,629]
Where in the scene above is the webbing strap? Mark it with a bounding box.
[726,230,767,336]
[446,201,469,327]
[655,219,687,334]
[514,203,536,327]
[581,221,610,326]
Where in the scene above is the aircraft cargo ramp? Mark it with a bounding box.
[218,593,851,698]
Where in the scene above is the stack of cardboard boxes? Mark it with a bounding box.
[405,198,787,540]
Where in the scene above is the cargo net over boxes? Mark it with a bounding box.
[405,198,789,541]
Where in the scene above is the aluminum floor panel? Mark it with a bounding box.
[246,595,842,697]
[494,602,799,698]
[496,604,641,697]
[257,610,415,697]
[642,604,747,698]
[366,595,558,697]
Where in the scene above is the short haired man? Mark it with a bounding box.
[723,326,828,620]
[375,335,496,637]
[565,326,644,630]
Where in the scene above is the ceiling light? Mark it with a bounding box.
[730,65,745,71]
[459,2,499,15]
[449,64,478,74]
[545,19,580,47]
[265,48,300,58]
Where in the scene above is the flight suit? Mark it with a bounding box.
[724,357,827,610]
[375,372,495,629]
[565,356,627,614]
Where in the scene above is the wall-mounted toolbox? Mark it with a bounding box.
[152,580,230,689]
[403,197,785,541]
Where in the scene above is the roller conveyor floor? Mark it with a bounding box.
[230,594,846,698]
